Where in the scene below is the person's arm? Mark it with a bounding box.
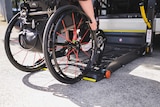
[78,0,97,30]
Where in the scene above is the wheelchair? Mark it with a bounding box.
[4,0,105,84]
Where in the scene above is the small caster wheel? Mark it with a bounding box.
[105,70,111,79]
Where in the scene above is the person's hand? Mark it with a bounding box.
[90,19,97,31]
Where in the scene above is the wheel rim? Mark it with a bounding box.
[46,10,94,80]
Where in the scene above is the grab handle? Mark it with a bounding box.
[139,2,151,29]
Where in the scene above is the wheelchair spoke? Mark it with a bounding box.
[77,18,83,29]
[80,29,90,43]
[22,51,29,65]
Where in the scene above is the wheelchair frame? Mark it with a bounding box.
[4,0,105,84]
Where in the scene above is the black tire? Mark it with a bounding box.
[43,5,96,84]
[4,12,45,72]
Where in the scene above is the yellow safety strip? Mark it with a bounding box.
[103,29,146,33]
[41,67,48,71]
[83,77,96,82]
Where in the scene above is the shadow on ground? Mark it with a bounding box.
[22,51,160,107]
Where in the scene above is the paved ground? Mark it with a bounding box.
[1,14,160,107]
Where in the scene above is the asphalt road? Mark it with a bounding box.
[1,14,160,107]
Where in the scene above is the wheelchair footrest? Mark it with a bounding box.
[83,70,104,82]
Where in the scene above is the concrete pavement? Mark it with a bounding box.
[1,14,160,107]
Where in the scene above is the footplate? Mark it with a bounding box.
[83,69,105,82]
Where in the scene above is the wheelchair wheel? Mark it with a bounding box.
[4,12,45,72]
[43,5,96,84]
